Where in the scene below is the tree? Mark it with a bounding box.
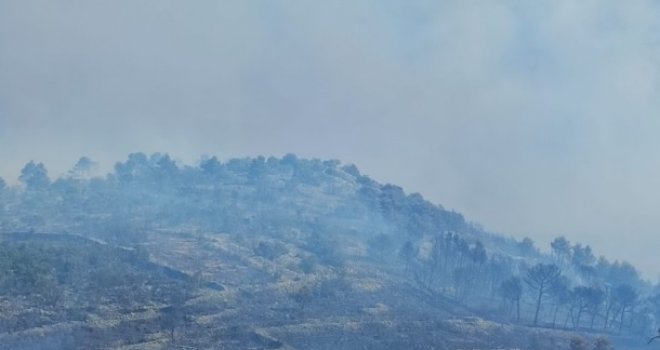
[452,266,478,301]
[160,305,183,344]
[19,161,50,191]
[571,286,599,329]
[550,236,571,267]
[572,243,596,267]
[0,177,6,193]
[69,156,97,179]
[499,276,522,321]
[518,237,537,256]
[158,286,191,345]
[606,261,640,287]
[613,284,637,331]
[585,287,605,329]
[426,234,445,288]
[341,164,361,177]
[484,256,515,300]
[602,284,616,330]
[548,276,571,328]
[200,156,222,175]
[150,153,179,186]
[248,156,267,183]
[398,240,415,276]
[114,152,148,184]
[525,263,561,326]
[470,240,487,266]
[648,293,660,333]
[281,153,298,166]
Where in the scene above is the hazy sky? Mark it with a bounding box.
[2,1,660,278]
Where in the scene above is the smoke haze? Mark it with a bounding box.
[2,1,660,277]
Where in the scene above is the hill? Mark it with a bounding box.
[0,153,656,349]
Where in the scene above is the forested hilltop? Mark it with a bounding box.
[0,153,656,349]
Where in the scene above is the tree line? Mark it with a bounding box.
[382,233,654,336]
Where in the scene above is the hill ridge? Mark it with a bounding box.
[0,152,653,349]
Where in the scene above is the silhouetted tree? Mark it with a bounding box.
[606,261,640,288]
[452,266,478,301]
[586,287,605,329]
[647,293,660,332]
[19,161,50,191]
[548,276,571,328]
[159,286,191,345]
[69,156,97,179]
[525,263,561,326]
[470,240,487,266]
[160,305,182,344]
[398,240,415,276]
[426,234,444,288]
[518,237,537,256]
[455,238,470,268]
[281,153,298,166]
[499,276,522,321]
[248,156,267,183]
[115,152,148,184]
[571,286,601,329]
[613,284,637,331]
[551,236,571,267]
[149,153,179,187]
[602,284,616,330]
[572,243,596,267]
[199,156,222,175]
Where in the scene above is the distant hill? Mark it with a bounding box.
[0,153,655,349]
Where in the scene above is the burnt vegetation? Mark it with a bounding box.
[0,153,657,349]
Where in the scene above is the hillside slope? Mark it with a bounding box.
[0,153,655,349]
